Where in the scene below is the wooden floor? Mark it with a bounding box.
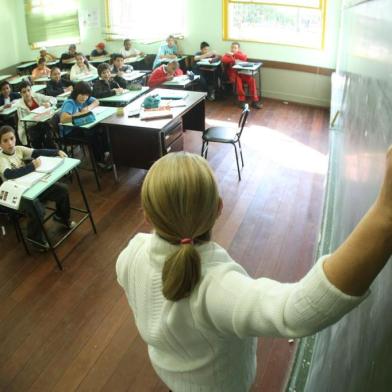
[0,97,330,392]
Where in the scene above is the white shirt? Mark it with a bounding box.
[116,233,366,392]
[121,47,140,58]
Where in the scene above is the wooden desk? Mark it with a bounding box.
[101,88,206,170]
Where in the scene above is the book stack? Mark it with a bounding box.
[140,106,173,121]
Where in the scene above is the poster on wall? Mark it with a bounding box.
[81,9,99,29]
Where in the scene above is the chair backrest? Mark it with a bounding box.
[48,112,62,142]
[237,104,250,139]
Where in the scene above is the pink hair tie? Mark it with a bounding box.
[180,238,193,245]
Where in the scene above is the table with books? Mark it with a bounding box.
[101,88,207,170]
[163,74,201,90]
[98,87,149,107]
[0,157,96,269]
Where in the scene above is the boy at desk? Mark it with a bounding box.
[110,53,133,78]
[0,125,74,249]
[0,81,20,108]
[194,41,221,101]
[60,44,77,68]
[152,35,180,69]
[16,81,57,148]
[148,60,183,88]
[121,39,144,59]
[31,58,51,81]
[222,42,262,109]
[46,67,73,97]
[91,42,108,58]
[92,63,125,98]
[37,47,56,62]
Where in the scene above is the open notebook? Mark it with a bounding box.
[36,156,65,173]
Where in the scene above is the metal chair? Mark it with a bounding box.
[201,104,250,181]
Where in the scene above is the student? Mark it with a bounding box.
[60,44,77,68]
[222,42,262,109]
[92,63,125,98]
[90,42,108,58]
[46,67,73,97]
[60,81,110,169]
[148,60,183,88]
[110,53,133,77]
[0,81,20,108]
[194,41,221,101]
[31,58,51,81]
[117,150,392,392]
[16,81,57,148]
[37,47,56,62]
[69,53,98,81]
[121,38,144,59]
[152,35,179,69]
[0,125,74,248]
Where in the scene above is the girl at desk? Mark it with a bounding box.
[60,81,111,170]
[69,53,98,82]
[16,81,57,148]
[92,63,125,98]
[46,67,73,97]
[117,150,392,392]
[0,125,74,250]
[31,58,51,81]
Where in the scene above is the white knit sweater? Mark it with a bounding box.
[116,233,366,392]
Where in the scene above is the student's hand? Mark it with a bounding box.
[33,158,41,169]
[65,86,73,92]
[80,107,89,113]
[114,88,124,95]
[43,102,51,108]
[166,75,174,81]
[58,150,68,158]
[168,54,177,59]
[117,71,124,77]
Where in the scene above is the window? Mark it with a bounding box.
[105,0,185,42]
[24,0,80,48]
[223,0,326,49]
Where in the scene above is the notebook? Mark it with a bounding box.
[35,156,64,173]
[140,106,173,121]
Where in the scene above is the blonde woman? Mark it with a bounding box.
[69,53,97,81]
[116,151,392,392]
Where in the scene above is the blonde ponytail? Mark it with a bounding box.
[141,152,220,301]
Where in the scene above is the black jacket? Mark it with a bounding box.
[92,76,126,98]
[46,78,74,97]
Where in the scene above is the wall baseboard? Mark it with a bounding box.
[262,89,331,108]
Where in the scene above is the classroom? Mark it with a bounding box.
[0,0,391,391]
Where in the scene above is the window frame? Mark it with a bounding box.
[222,0,327,49]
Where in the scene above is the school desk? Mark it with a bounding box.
[16,61,36,74]
[101,88,206,170]
[31,84,47,93]
[124,55,146,64]
[47,60,60,67]
[0,104,17,116]
[33,71,68,83]
[89,56,111,66]
[232,62,263,99]
[120,70,150,83]
[163,74,201,90]
[98,87,150,107]
[72,74,98,83]
[22,157,96,269]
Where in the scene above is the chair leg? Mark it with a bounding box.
[238,140,244,167]
[201,140,205,157]
[204,142,209,159]
[88,144,101,191]
[233,143,241,181]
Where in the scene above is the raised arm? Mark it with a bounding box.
[323,146,392,296]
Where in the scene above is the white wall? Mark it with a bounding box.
[6,0,341,107]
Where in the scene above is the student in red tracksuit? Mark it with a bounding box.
[222,42,262,109]
[148,60,183,88]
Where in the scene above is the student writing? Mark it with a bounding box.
[0,125,74,249]
[117,150,392,392]
[69,53,98,82]
[148,60,183,88]
[46,67,73,97]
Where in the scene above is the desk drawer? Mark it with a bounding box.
[163,120,183,148]
[165,133,183,154]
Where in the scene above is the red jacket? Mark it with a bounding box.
[221,51,248,83]
[148,65,183,88]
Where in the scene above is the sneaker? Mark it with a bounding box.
[53,215,76,229]
[251,101,263,109]
[206,94,215,102]
[103,151,111,163]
